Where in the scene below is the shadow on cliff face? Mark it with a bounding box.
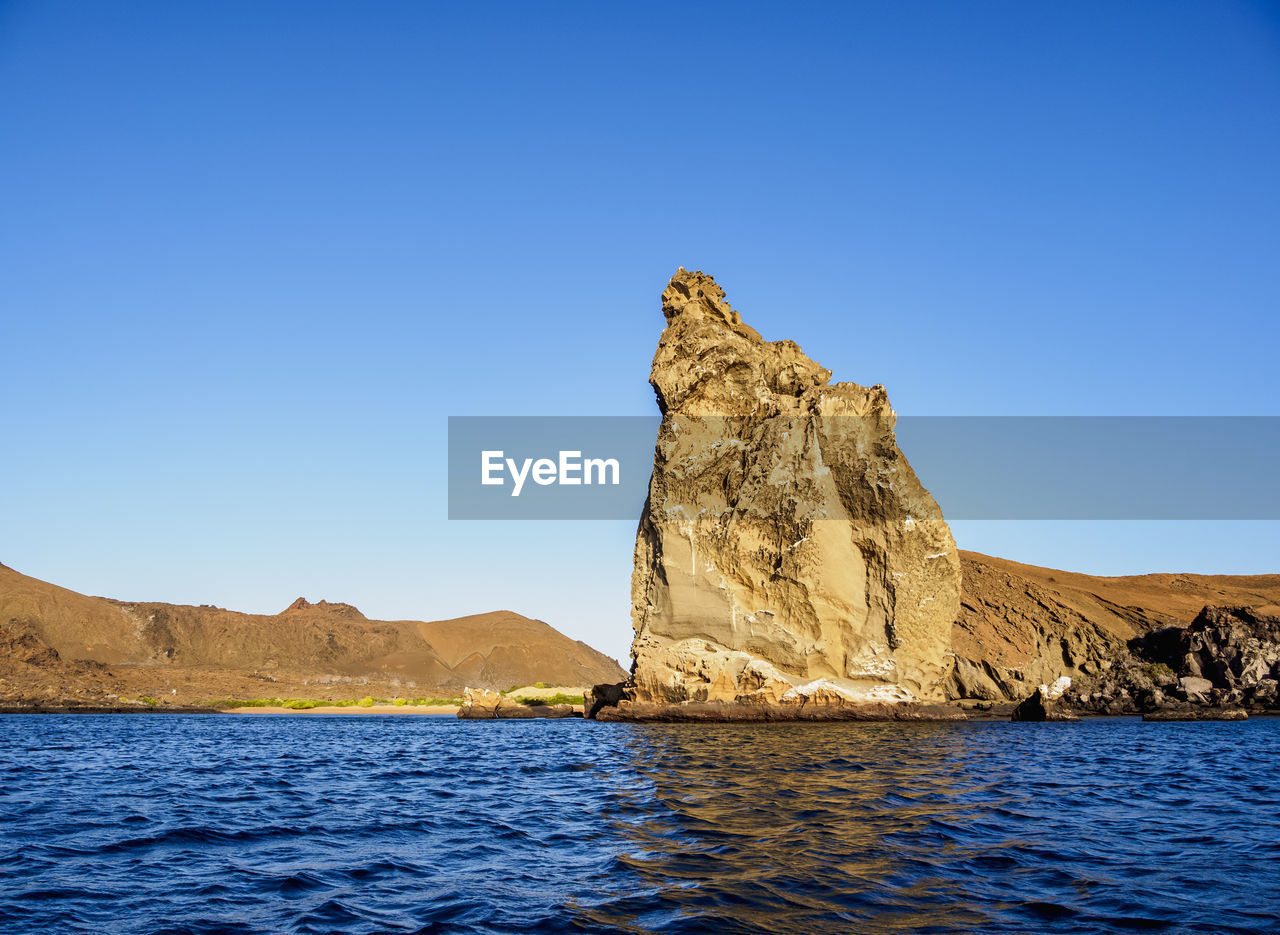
[572,723,990,933]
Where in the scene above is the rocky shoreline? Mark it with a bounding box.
[1057,605,1280,717]
[5,274,1279,730]
[5,592,1276,723]
[581,604,1280,724]
[0,702,219,714]
[591,700,966,722]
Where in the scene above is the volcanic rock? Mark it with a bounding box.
[951,556,1280,710]
[1010,677,1079,721]
[458,687,504,718]
[0,620,63,668]
[457,688,580,719]
[610,269,962,719]
[584,682,626,719]
[593,698,966,722]
[281,597,366,619]
[1130,606,1280,694]
[1142,708,1248,722]
[458,687,538,719]
[1179,676,1214,703]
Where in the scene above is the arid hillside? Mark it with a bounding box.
[0,562,626,708]
[952,551,1280,701]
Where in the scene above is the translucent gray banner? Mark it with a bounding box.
[448,416,1280,520]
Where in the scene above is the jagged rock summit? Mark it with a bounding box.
[281,597,366,619]
[595,269,963,720]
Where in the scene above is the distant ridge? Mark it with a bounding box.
[0,563,626,706]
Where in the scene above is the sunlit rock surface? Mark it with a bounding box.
[599,269,963,720]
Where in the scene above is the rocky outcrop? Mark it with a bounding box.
[1130,606,1280,692]
[1010,677,1079,722]
[457,687,579,719]
[0,619,63,668]
[1061,606,1280,716]
[949,555,1131,702]
[947,554,1280,708]
[584,682,626,720]
[281,598,366,619]
[598,269,962,721]
[1142,708,1248,721]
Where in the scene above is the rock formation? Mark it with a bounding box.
[601,269,963,719]
[948,554,1132,703]
[457,687,580,719]
[1018,604,1280,718]
[946,552,1280,711]
[1142,707,1248,721]
[1130,605,1280,690]
[1010,676,1079,721]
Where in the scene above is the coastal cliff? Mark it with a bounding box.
[589,270,1280,722]
[599,269,962,720]
[949,552,1280,717]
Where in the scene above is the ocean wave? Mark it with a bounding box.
[0,715,1277,934]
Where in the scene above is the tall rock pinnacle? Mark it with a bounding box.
[621,268,961,714]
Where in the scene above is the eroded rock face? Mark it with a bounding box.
[624,269,962,712]
[948,555,1131,702]
[1061,606,1280,715]
[1010,677,1079,722]
[1131,606,1280,690]
[457,687,579,719]
[946,553,1280,706]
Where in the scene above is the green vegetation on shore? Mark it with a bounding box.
[200,696,463,709]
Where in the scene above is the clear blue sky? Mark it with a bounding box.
[2,1,1278,664]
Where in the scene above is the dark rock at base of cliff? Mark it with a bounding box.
[1063,606,1280,716]
[1133,687,1166,711]
[1142,707,1248,722]
[584,682,626,720]
[1130,606,1280,694]
[592,699,966,722]
[955,699,1018,720]
[1011,686,1080,722]
[1251,678,1278,706]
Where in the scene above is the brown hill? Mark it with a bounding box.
[951,551,1280,701]
[0,562,626,708]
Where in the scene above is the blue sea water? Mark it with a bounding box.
[0,715,1277,934]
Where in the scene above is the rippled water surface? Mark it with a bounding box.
[2,715,1278,934]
